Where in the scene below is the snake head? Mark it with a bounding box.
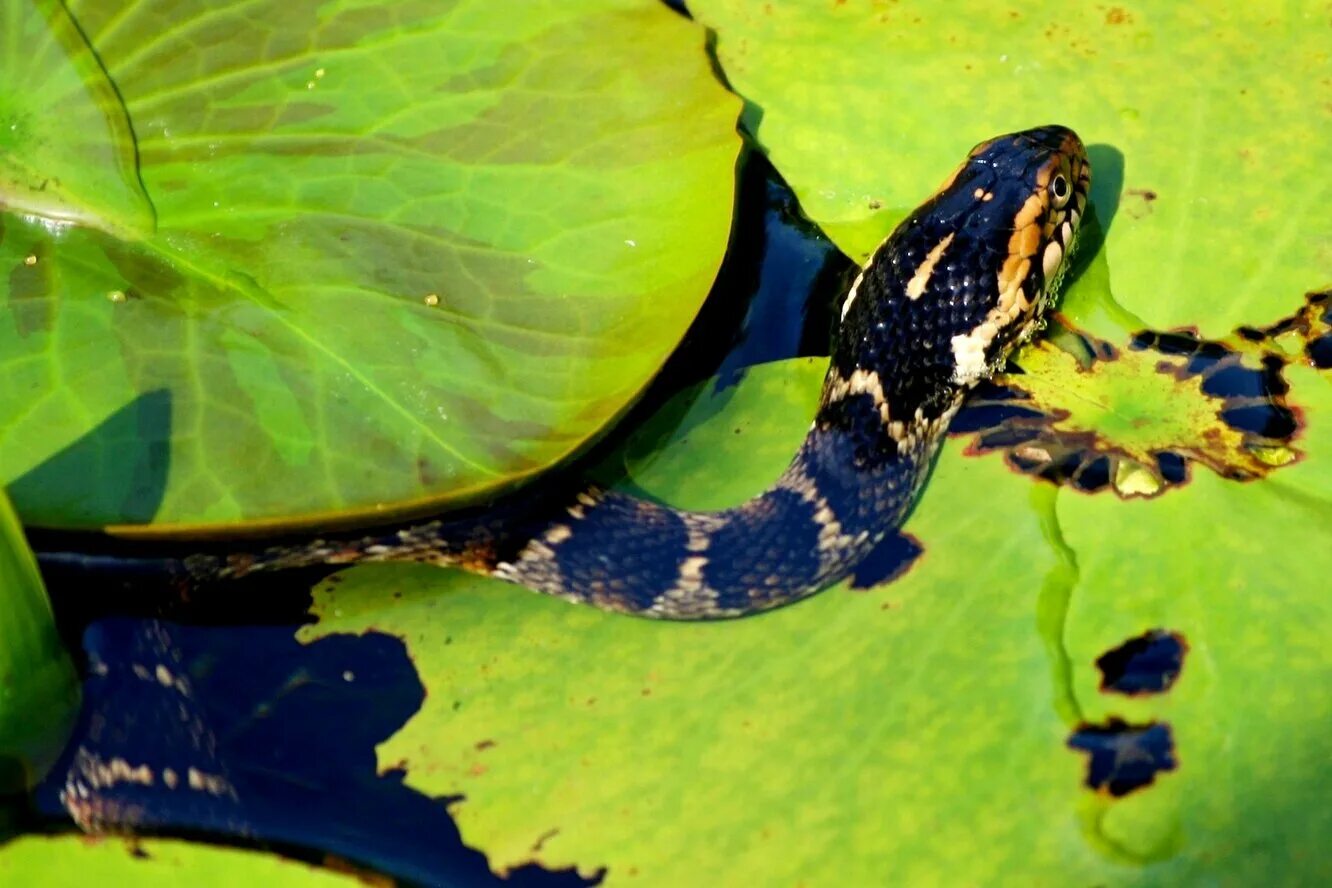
[943,124,1091,384]
[834,126,1090,401]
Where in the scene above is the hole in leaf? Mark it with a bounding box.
[1067,719,1177,797]
[1308,334,1332,369]
[1096,629,1187,695]
[850,531,923,589]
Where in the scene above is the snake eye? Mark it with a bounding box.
[1051,174,1070,207]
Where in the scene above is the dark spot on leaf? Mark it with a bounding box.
[950,399,1047,434]
[1261,354,1291,395]
[1123,188,1157,218]
[1067,719,1177,797]
[955,290,1332,498]
[973,423,1045,449]
[1308,333,1332,369]
[1265,315,1302,337]
[1249,288,1332,346]
[1237,326,1266,342]
[1219,403,1298,438]
[532,828,560,853]
[1096,629,1187,695]
[1131,329,1198,356]
[416,457,439,487]
[1071,455,1112,492]
[1154,451,1188,484]
[850,531,923,589]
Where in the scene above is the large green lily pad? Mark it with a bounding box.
[0,0,739,532]
[690,0,1329,338]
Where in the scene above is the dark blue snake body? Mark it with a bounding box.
[38,127,1090,619]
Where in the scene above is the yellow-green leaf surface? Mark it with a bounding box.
[0,0,739,532]
[0,834,362,886]
[690,0,1329,338]
[0,488,77,793]
[302,355,1331,883]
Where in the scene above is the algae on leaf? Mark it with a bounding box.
[0,0,740,532]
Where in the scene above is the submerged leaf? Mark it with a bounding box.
[0,1,154,238]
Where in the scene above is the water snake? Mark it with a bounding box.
[37,125,1090,619]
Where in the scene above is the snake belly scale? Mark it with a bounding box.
[38,126,1089,620]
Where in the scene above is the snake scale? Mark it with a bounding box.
[38,126,1089,620]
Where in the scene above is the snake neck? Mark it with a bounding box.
[493,376,965,619]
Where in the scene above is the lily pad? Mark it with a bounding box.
[0,0,740,532]
[301,347,1332,883]
[0,488,78,793]
[689,0,1330,337]
[0,834,363,886]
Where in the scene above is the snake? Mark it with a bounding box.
[37,125,1089,620]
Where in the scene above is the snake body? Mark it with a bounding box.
[38,126,1089,619]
